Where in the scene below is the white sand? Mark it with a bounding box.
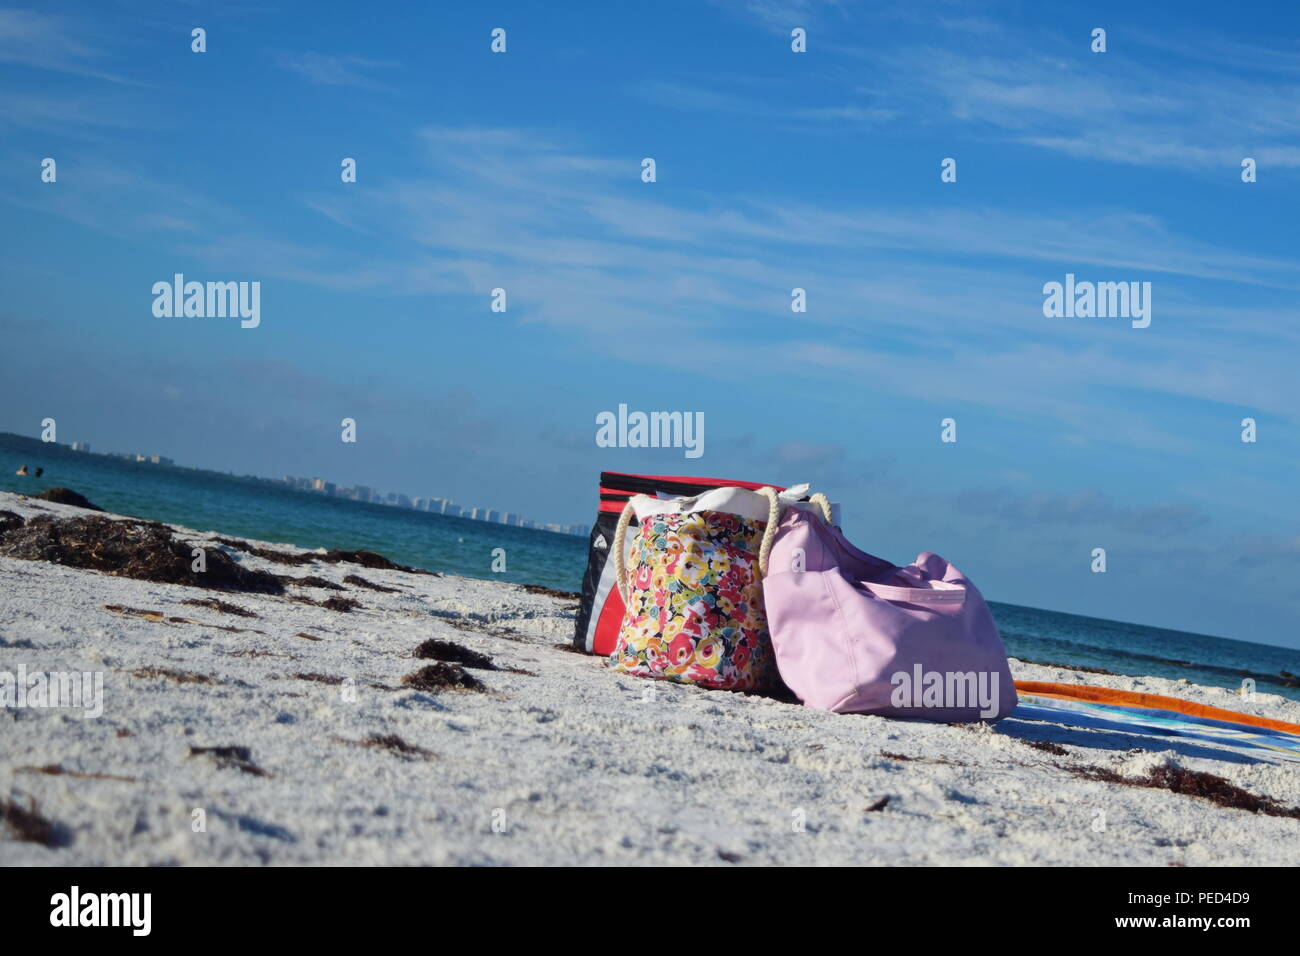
[2,491,1298,866]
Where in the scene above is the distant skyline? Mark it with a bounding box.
[1,430,588,537]
[2,1,1299,648]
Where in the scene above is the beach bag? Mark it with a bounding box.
[608,485,818,690]
[573,471,786,655]
[764,506,1017,721]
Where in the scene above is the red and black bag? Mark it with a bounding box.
[573,471,785,654]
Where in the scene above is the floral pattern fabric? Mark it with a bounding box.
[610,509,775,691]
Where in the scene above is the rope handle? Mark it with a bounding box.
[613,486,830,602]
[754,486,781,578]
[612,498,637,606]
[808,492,833,525]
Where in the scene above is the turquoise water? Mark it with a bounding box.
[3,432,1298,701]
[0,433,586,591]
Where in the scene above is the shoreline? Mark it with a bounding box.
[2,490,1299,865]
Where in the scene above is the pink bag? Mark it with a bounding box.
[764,507,1017,721]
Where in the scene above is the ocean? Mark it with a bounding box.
[3,432,1298,702]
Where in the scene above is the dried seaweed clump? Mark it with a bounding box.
[519,583,580,601]
[1,795,66,847]
[413,638,496,670]
[0,515,284,594]
[400,662,485,693]
[0,510,25,536]
[318,548,432,574]
[188,745,269,777]
[343,574,400,593]
[1073,763,1300,819]
[36,487,103,511]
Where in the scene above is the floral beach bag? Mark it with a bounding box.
[608,485,832,691]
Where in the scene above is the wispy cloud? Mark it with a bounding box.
[690,5,1300,173]
[634,79,895,126]
[897,42,1300,171]
[272,50,397,90]
[0,8,133,83]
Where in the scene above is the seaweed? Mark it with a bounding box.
[321,596,361,612]
[1071,763,1300,819]
[413,638,497,670]
[333,733,437,760]
[213,538,434,575]
[0,515,284,594]
[130,665,218,685]
[103,605,261,633]
[0,510,25,536]
[189,745,268,777]
[285,574,344,591]
[212,537,314,565]
[35,487,103,511]
[400,662,485,693]
[16,764,138,783]
[181,597,258,618]
[445,616,529,643]
[518,583,580,601]
[292,672,344,685]
[318,549,433,574]
[343,574,400,593]
[0,795,67,847]
[293,595,362,612]
[1024,739,1070,756]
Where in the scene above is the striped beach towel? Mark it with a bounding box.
[1011,681,1300,764]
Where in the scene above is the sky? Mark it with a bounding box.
[1,0,1298,647]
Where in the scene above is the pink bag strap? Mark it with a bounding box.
[612,486,791,604]
[857,578,966,605]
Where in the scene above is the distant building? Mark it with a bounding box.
[70,442,91,452]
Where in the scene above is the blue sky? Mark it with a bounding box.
[2,0,1299,647]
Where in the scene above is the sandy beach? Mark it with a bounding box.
[2,490,1298,866]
